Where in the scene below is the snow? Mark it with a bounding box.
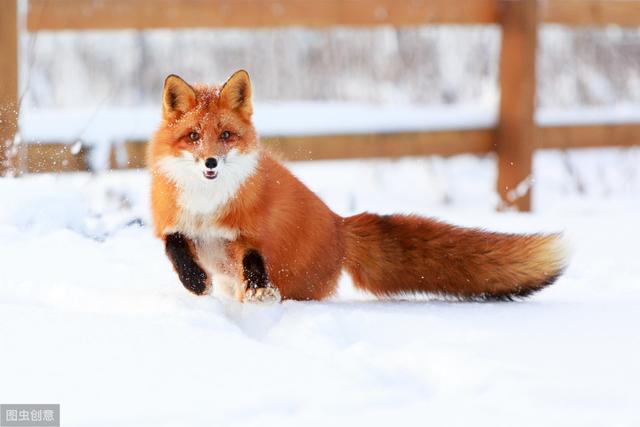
[1,148,639,426]
[19,102,497,145]
[536,103,640,126]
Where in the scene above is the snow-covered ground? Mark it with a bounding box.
[1,149,639,426]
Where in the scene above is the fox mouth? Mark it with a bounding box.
[203,170,218,180]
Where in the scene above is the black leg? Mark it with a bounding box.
[165,233,209,295]
[242,249,269,290]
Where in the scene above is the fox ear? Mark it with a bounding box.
[163,74,196,118]
[220,70,253,118]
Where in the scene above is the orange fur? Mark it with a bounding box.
[149,71,568,302]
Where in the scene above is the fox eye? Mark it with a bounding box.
[188,131,200,141]
[220,131,231,141]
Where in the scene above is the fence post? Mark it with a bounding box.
[0,0,18,177]
[496,0,538,211]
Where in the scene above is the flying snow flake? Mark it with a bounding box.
[70,140,82,155]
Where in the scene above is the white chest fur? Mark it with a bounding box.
[168,212,238,241]
[158,148,258,216]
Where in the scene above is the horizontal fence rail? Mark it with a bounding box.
[20,122,640,173]
[0,0,638,211]
[26,0,640,31]
[26,0,501,30]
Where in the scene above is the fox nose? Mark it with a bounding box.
[204,157,218,169]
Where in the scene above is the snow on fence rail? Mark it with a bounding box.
[2,0,640,211]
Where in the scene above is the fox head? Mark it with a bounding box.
[149,70,260,214]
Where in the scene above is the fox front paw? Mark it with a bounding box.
[244,286,281,304]
[182,272,211,295]
[165,233,211,295]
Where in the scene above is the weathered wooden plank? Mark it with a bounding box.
[538,123,640,149]
[261,130,495,160]
[26,0,500,31]
[0,0,18,176]
[121,129,495,168]
[23,144,88,173]
[27,0,640,32]
[19,122,640,173]
[542,0,640,27]
[496,0,538,211]
[22,129,495,172]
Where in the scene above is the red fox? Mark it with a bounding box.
[148,70,567,303]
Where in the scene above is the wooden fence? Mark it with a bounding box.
[2,0,640,210]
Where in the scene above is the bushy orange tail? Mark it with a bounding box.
[342,213,568,301]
